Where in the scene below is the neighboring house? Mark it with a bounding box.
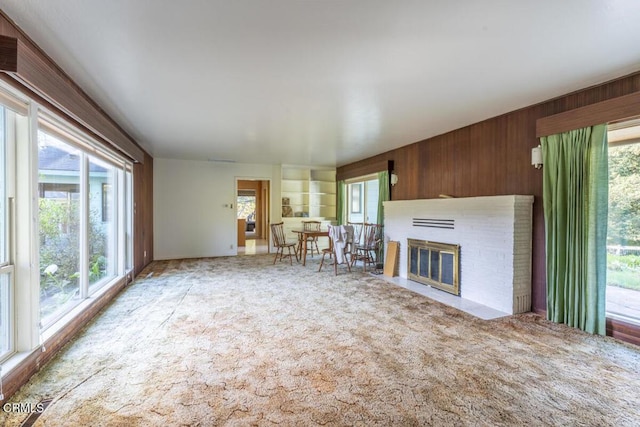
[38,144,112,226]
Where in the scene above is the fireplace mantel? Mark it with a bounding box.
[383,195,533,314]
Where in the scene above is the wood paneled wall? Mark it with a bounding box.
[134,152,154,276]
[338,71,640,324]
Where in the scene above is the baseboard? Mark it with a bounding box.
[607,317,640,346]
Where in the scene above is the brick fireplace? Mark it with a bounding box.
[383,195,533,315]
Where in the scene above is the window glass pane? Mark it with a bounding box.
[0,272,10,358]
[125,170,133,271]
[0,107,6,264]
[237,195,256,220]
[441,252,454,285]
[409,246,418,275]
[365,179,379,223]
[607,140,640,323]
[39,131,81,325]
[0,108,7,358]
[430,250,440,281]
[419,248,429,278]
[88,155,116,293]
[348,183,363,223]
[346,178,380,224]
[0,100,23,360]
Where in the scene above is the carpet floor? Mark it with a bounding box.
[2,255,640,426]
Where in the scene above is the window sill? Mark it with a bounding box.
[42,275,124,342]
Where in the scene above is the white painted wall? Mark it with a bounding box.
[154,158,280,260]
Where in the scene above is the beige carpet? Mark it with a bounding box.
[3,255,640,426]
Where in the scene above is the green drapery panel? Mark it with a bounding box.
[377,171,390,225]
[377,171,390,261]
[336,180,346,225]
[540,124,608,335]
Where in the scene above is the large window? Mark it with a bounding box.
[125,169,133,272]
[347,176,379,224]
[0,90,27,362]
[38,115,134,329]
[88,155,116,293]
[0,106,12,360]
[606,121,640,325]
[0,80,135,367]
[38,133,81,325]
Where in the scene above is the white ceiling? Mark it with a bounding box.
[1,1,639,167]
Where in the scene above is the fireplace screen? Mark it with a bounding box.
[408,239,460,295]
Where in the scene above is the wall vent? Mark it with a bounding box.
[412,218,454,229]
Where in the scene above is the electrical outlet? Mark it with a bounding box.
[144,250,147,258]
[230,244,234,249]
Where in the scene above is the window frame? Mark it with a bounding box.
[37,108,134,331]
[345,174,379,225]
[0,87,28,362]
[606,122,640,326]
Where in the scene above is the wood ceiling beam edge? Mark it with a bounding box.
[536,91,640,138]
[0,32,144,164]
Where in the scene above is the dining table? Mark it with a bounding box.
[291,229,330,266]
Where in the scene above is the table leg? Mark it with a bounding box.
[296,234,303,261]
[303,234,308,266]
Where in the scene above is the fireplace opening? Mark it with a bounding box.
[408,239,460,295]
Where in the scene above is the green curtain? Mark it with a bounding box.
[377,170,390,225]
[336,180,346,225]
[376,171,390,262]
[540,124,608,335]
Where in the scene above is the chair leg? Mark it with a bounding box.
[287,247,293,265]
[318,251,327,272]
[273,247,280,264]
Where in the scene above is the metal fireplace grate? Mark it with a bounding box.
[407,239,460,295]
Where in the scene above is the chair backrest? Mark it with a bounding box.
[362,223,382,248]
[270,222,287,247]
[327,225,352,258]
[302,220,321,231]
[348,222,364,245]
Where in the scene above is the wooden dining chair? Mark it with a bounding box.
[270,222,299,265]
[347,221,363,254]
[302,220,321,257]
[351,223,382,272]
[318,225,353,275]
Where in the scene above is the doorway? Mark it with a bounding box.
[237,179,270,255]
